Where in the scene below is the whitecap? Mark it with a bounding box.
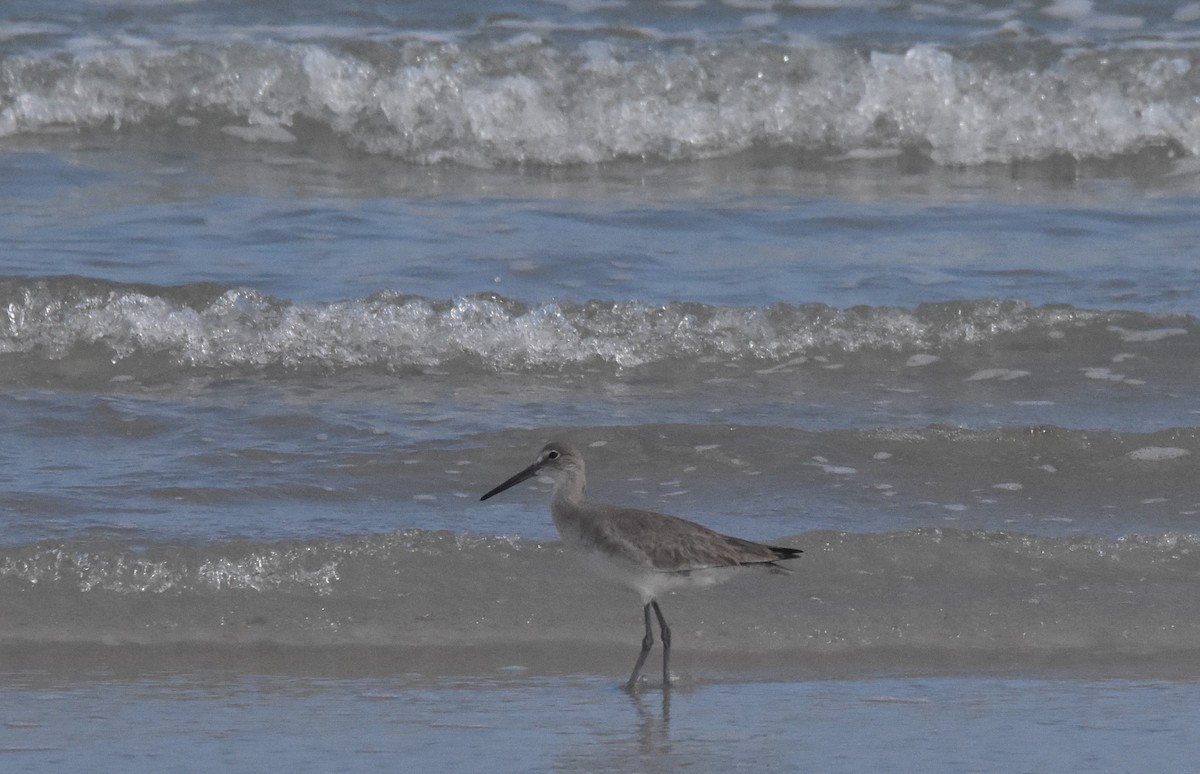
[1108,326,1187,342]
[964,368,1029,382]
[1127,447,1190,461]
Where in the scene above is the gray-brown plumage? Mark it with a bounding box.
[480,440,801,689]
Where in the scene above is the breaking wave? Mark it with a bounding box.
[3,37,1200,167]
[4,276,1191,383]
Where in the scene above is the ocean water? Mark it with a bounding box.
[4,0,1200,769]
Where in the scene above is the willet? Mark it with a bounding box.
[480,440,802,689]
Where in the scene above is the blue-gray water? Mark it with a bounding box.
[4,0,1200,770]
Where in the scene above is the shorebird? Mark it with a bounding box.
[479,440,801,689]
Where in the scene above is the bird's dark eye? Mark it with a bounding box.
[547,450,560,460]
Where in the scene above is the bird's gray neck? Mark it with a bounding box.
[552,464,585,506]
[549,465,587,537]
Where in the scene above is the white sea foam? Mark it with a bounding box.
[3,35,1200,166]
[0,281,1104,373]
[964,368,1030,382]
[1127,446,1191,461]
[1108,325,1188,342]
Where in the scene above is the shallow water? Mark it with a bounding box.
[4,672,1199,773]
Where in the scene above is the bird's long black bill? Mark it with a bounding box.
[479,462,542,501]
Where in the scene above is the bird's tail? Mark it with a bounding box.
[757,545,802,574]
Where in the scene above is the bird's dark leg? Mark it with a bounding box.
[626,602,655,689]
[651,600,671,688]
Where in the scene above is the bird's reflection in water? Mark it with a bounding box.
[628,684,671,755]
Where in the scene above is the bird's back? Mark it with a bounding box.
[553,498,797,574]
